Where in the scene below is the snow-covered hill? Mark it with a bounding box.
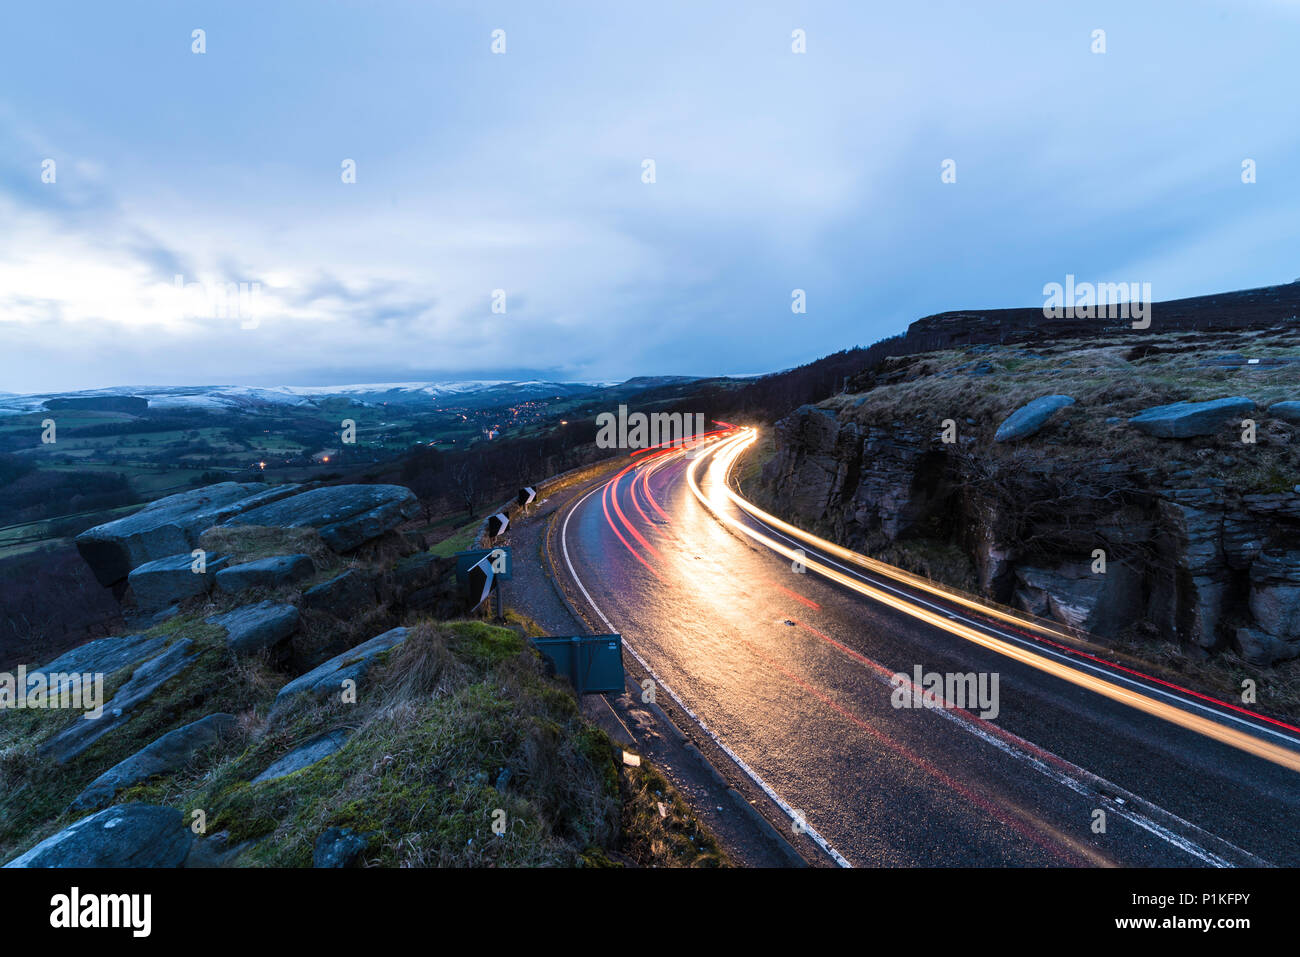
[0,379,649,416]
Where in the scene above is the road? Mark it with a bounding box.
[553,428,1300,867]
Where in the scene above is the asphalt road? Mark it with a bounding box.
[554,429,1300,867]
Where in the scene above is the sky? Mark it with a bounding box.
[1,0,1299,394]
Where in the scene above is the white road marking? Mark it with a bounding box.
[560,472,855,868]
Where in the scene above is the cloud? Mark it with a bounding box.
[1,1,1299,392]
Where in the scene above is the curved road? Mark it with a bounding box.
[554,428,1300,867]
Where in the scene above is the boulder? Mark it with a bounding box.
[1268,401,1300,424]
[30,632,167,680]
[206,601,300,656]
[304,569,377,617]
[313,827,369,868]
[40,639,199,764]
[994,395,1075,442]
[70,713,237,811]
[75,482,305,587]
[1128,396,1256,438]
[4,804,193,868]
[220,485,421,553]
[252,729,350,782]
[270,627,408,718]
[214,555,314,594]
[127,551,230,611]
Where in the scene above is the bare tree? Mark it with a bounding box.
[452,457,479,518]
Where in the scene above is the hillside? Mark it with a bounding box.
[1,481,724,868]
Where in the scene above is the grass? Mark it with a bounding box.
[0,612,726,867]
[197,524,336,571]
[429,518,482,557]
[0,611,278,862]
[616,757,726,867]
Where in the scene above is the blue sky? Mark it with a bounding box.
[2,0,1298,393]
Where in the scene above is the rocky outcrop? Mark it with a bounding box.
[3,804,193,868]
[71,713,237,811]
[206,602,300,656]
[76,482,418,591]
[763,401,1300,663]
[75,483,307,587]
[1128,396,1256,438]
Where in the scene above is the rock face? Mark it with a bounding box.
[994,395,1075,443]
[1128,396,1256,438]
[215,555,315,594]
[206,602,300,656]
[763,402,1300,663]
[252,729,350,782]
[270,627,408,717]
[40,639,199,764]
[220,485,421,552]
[4,804,193,868]
[71,713,238,811]
[1245,551,1300,664]
[128,552,230,610]
[75,483,305,587]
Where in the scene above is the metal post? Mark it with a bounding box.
[571,636,583,697]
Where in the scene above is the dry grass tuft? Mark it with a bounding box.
[198,524,335,571]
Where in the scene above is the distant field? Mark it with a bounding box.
[0,391,590,562]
